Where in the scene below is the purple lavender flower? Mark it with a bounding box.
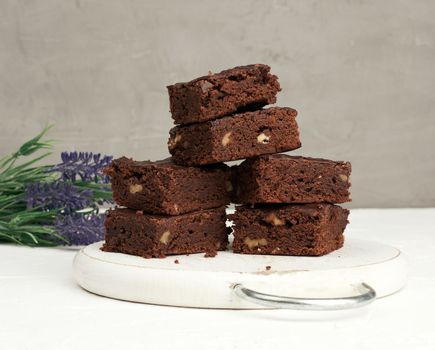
[54,213,105,245]
[50,152,113,183]
[25,181,94,214]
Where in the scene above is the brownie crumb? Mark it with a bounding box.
[265,265,271,271]
[204,250,218,258]
[174,259,179,264]
[136,210,143,216]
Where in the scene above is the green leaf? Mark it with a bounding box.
[13,125,54,157]
[73,181,113,201]
[2,153,52,177]
[1,125,54,172]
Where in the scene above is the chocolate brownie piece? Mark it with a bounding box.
[230,203,349,256]
[104,157,232,215]
[233,155,351,204]
[168,107,301,166]
[102,207,230,258]
[167,64,281,125]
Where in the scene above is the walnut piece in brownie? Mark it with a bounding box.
[233,154,351,204]
[168,107,301,166]
[104,157,232,215]
[230,203,349,256]
[167,64,281,125]
[103,207,230,258]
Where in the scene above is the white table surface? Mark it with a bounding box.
[1,208,434,350]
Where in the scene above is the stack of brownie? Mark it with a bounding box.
[230,156,351,256]
[102,158,232,258]
[103,64,351,258]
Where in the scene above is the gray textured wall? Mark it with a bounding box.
[1,0,434,208]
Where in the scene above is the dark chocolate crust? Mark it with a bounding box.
[168,107,301,166]
[104,157,233,215]
[102,207,230,258]
[167,64,281,125]
[230,203,349,256]
[233,154,351,204]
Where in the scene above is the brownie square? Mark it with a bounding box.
[230,203,349,256]
[104,157,232,215]
[168,107,301,166]
[233,155,351,204]
[103,207,230,258]
[167,64,281,125]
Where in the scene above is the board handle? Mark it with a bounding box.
[233,282,376,310]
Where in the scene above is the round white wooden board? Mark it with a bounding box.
[73,238,407,309]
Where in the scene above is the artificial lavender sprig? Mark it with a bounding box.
[50,151,113,183]
[25,181,94,214]
[0,126,113,247]
[54,213,105,245]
